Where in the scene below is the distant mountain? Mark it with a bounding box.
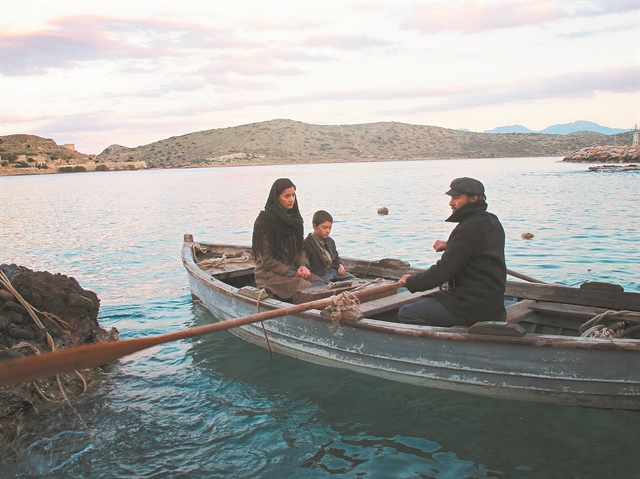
[484,124,534,134]
[540,121,629,135]
[484,120,630,135]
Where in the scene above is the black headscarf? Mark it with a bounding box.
[252,178,304,264]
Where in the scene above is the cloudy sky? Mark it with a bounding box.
[1,1,638,154]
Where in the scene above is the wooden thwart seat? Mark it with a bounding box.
[505,299,538,323]
[529,301,610,319]
[504,282,640,311]
[503,299,612,335]
[359,289,431,316]
[463,300,538,336]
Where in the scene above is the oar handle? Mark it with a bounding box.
[0,281,401,388]
[507,268,547,284]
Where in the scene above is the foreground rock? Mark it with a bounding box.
[563,145,639,163]
[0,264,117,440]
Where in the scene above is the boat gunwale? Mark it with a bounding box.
[182,236,640,352]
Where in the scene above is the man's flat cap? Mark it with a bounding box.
[446,177,485,196]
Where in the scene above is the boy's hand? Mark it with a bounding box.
[296,265,311,279]
[338,264,346,275]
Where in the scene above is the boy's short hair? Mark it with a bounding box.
[312,210,333,226]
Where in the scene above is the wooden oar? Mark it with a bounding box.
[507,268,547,284]
[0,281,401,388]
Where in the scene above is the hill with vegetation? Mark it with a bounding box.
[96,119,634,168]
[0,134,145,175]
[0,134,90,169]
[1,120,635,174]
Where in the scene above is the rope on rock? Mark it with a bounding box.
[1,270,114,444]
[0,270,87,401]
[321,291,363,327]
[580,310,640,339]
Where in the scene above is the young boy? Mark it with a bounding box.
[304,210,356,284]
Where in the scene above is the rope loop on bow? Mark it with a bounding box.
[321,291,363,327]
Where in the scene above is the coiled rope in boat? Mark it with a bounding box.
[321,291,363,327]
[580,310,640,339]
[193,245,250,269]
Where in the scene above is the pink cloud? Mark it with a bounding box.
[1,14,325,79]
[1,15,249,75]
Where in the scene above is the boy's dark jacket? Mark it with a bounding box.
[303,233,344,277]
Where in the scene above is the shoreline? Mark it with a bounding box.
[0,155,571,177]
[2,153,637,178]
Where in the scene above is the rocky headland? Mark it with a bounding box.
[0,134,146,176]
[562,145,639,163]
[0,264,117,440]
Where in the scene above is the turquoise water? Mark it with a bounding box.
[1,158,639,478]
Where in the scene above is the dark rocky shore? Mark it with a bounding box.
[0,264,117,440]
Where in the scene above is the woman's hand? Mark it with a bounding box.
[338,264,346,276]
[399,274,411,285]
[296,265,311,279]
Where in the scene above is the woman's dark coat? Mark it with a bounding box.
[251,178,312,299]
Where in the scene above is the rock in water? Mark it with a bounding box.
[0,264,117,440]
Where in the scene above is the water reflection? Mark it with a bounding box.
[185,304,640,479]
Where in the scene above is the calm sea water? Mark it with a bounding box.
[1,158,639,478]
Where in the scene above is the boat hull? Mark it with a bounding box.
[183,237,640,410]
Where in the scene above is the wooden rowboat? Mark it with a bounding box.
[182,234,640,410]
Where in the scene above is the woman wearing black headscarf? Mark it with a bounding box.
[252,178,316,300]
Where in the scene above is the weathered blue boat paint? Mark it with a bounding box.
[183,235,640,410]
